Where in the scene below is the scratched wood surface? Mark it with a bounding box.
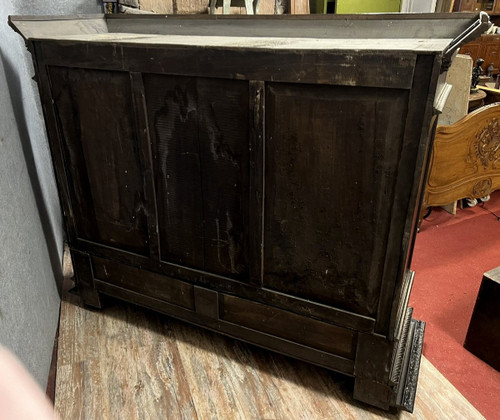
[143,75,250,279]
[49,67,150,255]
[55,256,484,420]
[264,83,409,316]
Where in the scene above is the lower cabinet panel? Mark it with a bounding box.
[90,256,357,375]
[220,294,357,359]
[92,256,195,311]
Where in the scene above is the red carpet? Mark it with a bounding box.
[411,192,500,420]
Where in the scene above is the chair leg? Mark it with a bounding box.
[209,0,216,14]
[223,0,231,14]
[254,0,261,13]
[245,0,254,14]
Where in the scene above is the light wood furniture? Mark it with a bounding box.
[288,0,310,13]
[423,102,500,210]
[9,13,490,412]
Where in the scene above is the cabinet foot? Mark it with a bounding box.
[70,249,104,309]
[353,377,392,411]
[78,285,104,309]
[353,316,425,412]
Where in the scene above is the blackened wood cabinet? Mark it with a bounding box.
[10,12,490,412]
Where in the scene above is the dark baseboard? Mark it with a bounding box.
[46,304,61,404]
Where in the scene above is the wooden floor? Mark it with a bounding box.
[55,258,484,420]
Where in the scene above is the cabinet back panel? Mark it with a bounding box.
[264,83,409,316]
[143,75,250,280]
[49,67,149,255]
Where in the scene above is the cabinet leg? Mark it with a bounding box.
[353,317,425,412]
[78,284,103,309]
[353,331,394,410]
[353,377,392,411]
[71,249,103,309]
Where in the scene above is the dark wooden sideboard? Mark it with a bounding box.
[10,13,490,412]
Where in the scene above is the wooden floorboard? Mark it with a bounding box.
[55,257,484,420]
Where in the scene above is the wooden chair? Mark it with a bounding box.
[209,0,260,14]
[422,102,500,217]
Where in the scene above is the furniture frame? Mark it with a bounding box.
[423,102,500,210]
[9,12,490,412]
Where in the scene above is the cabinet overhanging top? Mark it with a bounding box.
[9,13,490,54]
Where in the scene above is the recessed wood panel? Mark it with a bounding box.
[49,67,149,255]
[220,294,357,359]
[481,43,500,71]
[456,0,476,11]
[144,75,203,268]
[143,75,250,280]
[92,256,195,310]
[264,83,409,316]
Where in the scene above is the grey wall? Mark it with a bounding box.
[0,0,101,389]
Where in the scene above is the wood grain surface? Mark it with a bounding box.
[49,67,150,255]
[55,256,484,420]
[424,102,500,208]
[263,83,409,317]
[143,75,250,279]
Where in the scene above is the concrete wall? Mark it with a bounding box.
[0,0,101,389]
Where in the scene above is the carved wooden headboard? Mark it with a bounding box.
[423,102,500,209]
